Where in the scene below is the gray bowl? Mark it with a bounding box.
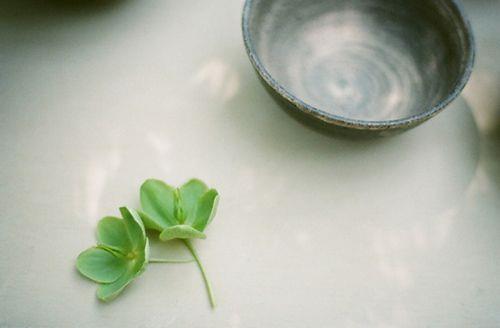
[242,0,475,136]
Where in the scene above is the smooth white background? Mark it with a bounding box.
[0,0,499,327]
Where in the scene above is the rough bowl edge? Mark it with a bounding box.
[241,0,476,131]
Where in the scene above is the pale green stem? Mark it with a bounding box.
[183,239,216,308]
[149,258,194,263]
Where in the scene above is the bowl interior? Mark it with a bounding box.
[245,0,472,122]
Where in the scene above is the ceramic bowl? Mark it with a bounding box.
[242,0,475,136]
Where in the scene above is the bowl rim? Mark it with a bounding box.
[241,0,476,130]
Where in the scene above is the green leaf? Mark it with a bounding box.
[96,244,126,258]
[137,210,165,232]
[96,239,149,302]
[192,189,219,232]
[76,247,127,283]
[97,268,134,302]
[159,225,206,241]
[97,216,132,252]
[140,179,178,229]
[180,179,209,223]
[136,178,219,307]
[119,207,146,251]
[77,208,150,302]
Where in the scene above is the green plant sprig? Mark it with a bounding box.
[139,178,219,308]
[76,207,192,302]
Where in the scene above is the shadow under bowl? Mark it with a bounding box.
[242,0,475,136]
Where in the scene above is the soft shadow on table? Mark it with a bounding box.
[0,0,127,18]
[466,88,500,189]
[461,0,500,189]
[216,43,481,225]
[206,43,484,258]
[0,0,131,58]
[226,52,480,170]
[478,103,500,191]
[200,48,491,324]
[488,124,500,187]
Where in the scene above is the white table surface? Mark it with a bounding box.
[0,1,499,327]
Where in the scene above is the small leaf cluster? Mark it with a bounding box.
[76,178,219,304]
[76,207,149,302]
[139,179,219,240]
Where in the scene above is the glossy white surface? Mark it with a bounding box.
[0,0,499,327]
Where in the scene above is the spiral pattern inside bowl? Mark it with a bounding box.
[247,0,470,122]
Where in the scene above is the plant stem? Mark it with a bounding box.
[149,258,194,263]
[183,239,216,308]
